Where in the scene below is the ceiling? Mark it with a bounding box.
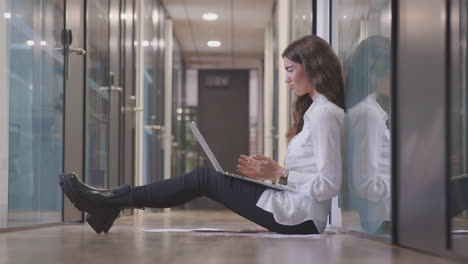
[161,0,275,69]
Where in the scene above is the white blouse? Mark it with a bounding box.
[256,94,344,233]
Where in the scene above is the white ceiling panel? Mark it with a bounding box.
[161,0,274,68]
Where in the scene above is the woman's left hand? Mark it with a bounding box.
[236,154,283,181]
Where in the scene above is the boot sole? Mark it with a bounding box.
[59,174,120,234]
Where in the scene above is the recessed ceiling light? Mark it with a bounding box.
[203,13,218,21]
[26,40,34,46]
[4,12,11,19]
[207,40,221,47]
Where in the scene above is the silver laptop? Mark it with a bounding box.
[190,121,291,191]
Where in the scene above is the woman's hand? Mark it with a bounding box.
[236,154,283,181]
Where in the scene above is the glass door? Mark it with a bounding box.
[142,0,156,185]
[85,0,111,188]
[121,0,136,199]
[142,0,166,187]
[108,0,124,188]
[331,0,392,237]
[3,0,65,227]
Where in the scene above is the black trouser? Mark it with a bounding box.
[130,167,319,234]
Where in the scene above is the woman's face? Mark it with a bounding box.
[283,57,314,97]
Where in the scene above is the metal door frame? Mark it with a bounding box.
[393,0,449,255]
[121,0,139,189]
[63,0,86,222]
[121,0,137,215]
[0,0,10,227]
[108,0,123,188]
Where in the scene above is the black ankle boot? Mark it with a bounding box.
[58,173,136,234]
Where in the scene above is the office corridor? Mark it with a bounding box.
[1,0,468,262]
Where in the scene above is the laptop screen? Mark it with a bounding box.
[189,121,225,174]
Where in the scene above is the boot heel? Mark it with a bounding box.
[86,214,104,233]
[86,208,120,234]
[102,209,120,233]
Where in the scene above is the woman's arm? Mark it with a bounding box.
[236,154,285,182]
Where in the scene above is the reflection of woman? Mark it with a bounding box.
[345,36,391,234]
[59,35,344,235]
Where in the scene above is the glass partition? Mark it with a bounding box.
[142,0,155,185]
[171,39,185,179]
[332,0,392,236]
[289,0,313,128]
[142,0,167,186]
[290,0,313,41]
[85,0,110,188]
[450,0,468,255]
[5,0,64,227]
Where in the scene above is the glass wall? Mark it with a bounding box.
[142,0,155,185]
[331,0,392,236]
[3,0,64,227]
[290,0,313,41]
[450,0,468,255]
[85,0,111,188]
[142,0,168,186]
[171,39,185,179]
[289,0,313,128]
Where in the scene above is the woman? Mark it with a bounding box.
[59,35,344,235]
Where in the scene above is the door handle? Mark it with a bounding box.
[69,48,86,55]
[57,46,86,80]
[144,125,165,131]
[100,87,123,93]
[60,29,86,80]
[101,72,123,93]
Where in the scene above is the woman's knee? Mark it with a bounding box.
[184,167,220,194]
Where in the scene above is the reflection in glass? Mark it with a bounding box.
[7,0,64,227]
[332,0,392,236]
[345,36,391,234]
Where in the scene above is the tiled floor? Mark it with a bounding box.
[0,210,463,264]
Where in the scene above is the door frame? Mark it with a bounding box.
[0,0,10,226]
[63,0,86,222]
[393,0,449,255]
[122,0,136,196]
[108,0,123,188]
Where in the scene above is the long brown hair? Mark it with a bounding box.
[282,35,344,141]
